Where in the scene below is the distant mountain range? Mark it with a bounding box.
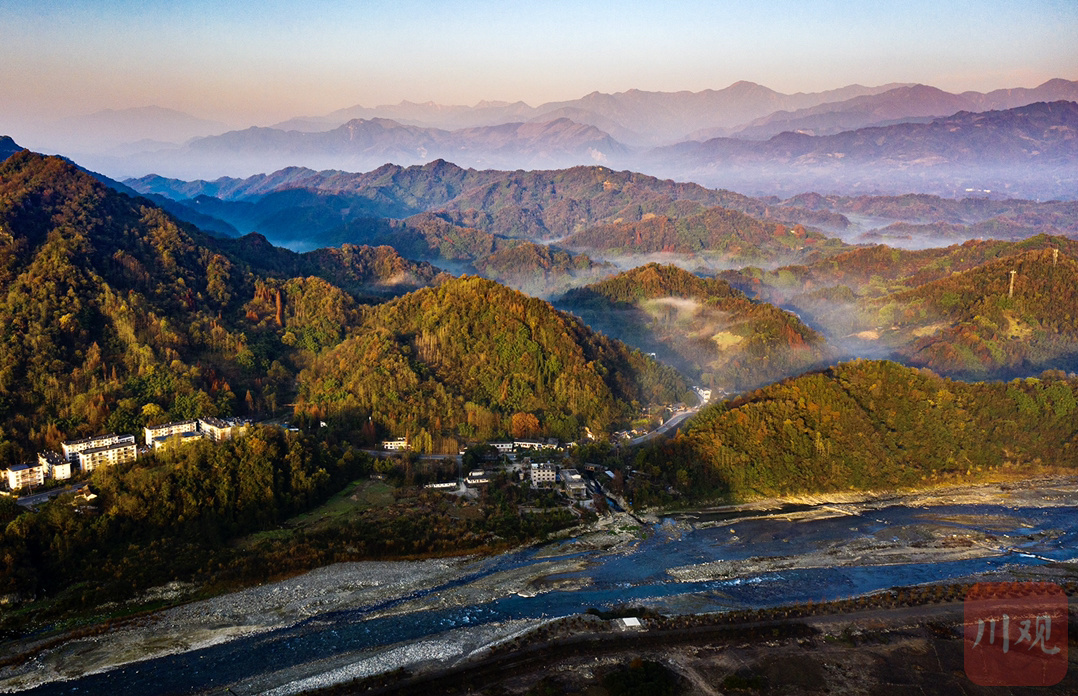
[123,160,852,278]
[18,106,230,156]
[702,78,1078,140]
[109,99,1078,200]
[647,100,1078,197]
[275,79,1077,146]
[11,78,1076,200]
[273,81,912,145]
[180,116,627,173]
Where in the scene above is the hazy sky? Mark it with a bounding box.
[1,0,1076,127]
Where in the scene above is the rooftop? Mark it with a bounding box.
[62,433,125,447]
[147,420,198,430]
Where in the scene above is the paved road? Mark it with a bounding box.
[15,482,88,507]
[627,406,699,446]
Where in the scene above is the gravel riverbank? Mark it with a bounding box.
[2,480,1076,694]
[0,558,472,692]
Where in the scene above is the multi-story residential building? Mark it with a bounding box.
[145,417,249,449]
[465,469,492,486]
[514,440,544,450]
[5,462,47,491]
[382,437,409,451]
[198,416,246,442]
[78,437,136,473]
[151,431,205,451]
[37,451,71,481]
[143,420,199,446]
[531,463,557,487]
[61,433,127,463]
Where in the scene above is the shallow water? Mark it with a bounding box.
[22,494,1078,695]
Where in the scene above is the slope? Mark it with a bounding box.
[0,152,445,463]
[880,249,1078,376]
[560,206,835,265]
[728,239,1078,379]
[296,275,693,451]
[560,264,831,391]
[636,360,1078,504]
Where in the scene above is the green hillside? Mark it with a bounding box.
[880,249,1078,376]
[723,235,1078,379]
[635,360,1078,505]
[0,152,443,462]
[560,264,831,391]
[561,207,833,264]
[728,234,1078,305]
[297,275,692,451]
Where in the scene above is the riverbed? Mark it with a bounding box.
[3,477,1077,694]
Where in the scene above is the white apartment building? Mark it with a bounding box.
[6,462,47,491]
[145,417,249,448]
[62,433,127,463]
[531,463,557,487]
[144,420,199,446]
[198,416,245,442]
[382,437,409,451]
[78,437,136,473]
[37,451,71,481]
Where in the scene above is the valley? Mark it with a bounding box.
[2,80,1078,693]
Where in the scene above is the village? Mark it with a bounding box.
[395,437,596,501]
[2,385,712,509]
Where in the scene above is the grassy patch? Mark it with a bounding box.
[238,479,395,548]
[711,331,743,350]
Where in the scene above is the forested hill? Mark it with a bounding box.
[881,249,1078,376]
[560,207,830,264]
[634,360,1078,505]
[209,233,448,301]
[297,275,693,452]
[0,151,444,462]
[724,234,1078,304]
[560,264,831,391]
[127,160,850,249]
[717,235,1078,380]
[564,262,743,304]
[472,243,612,297]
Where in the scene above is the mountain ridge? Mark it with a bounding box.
[647,101,1078,198]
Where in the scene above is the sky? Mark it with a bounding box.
[1,0,1076,128]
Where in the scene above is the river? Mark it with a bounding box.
[9,478,1078,695]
